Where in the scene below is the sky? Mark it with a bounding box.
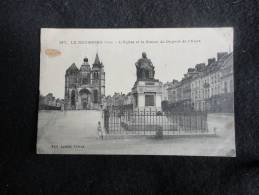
[40,28,233,99]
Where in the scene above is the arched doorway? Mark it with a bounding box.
[79,88,91,110]
[82,101,87,109]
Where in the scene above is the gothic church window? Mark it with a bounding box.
[82,77,88,84]
[71,90,76,106]
[93,72,99,79]
[82,73,90,84]
[93,90,98,103]
[87,74,90,83]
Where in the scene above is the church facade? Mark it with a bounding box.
[64,54,105,110]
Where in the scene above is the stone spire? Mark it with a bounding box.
[94,53,100,64]
[92,53,103,68]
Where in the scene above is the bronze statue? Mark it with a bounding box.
[135,52,155,81]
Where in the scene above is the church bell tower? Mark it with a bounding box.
[91,53,105,105]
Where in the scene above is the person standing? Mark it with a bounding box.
[97,121,103,140]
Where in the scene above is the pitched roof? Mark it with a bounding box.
[66,63,79,75]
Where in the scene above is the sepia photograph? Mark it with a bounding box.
[37,28,235,156]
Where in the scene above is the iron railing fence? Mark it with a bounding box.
[103,108,209,136]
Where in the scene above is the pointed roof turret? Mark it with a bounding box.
[94,53,100,64]
[92,53,103,69]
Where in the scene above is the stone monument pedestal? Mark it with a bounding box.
[131,52,163,112]
[132,80,162,112]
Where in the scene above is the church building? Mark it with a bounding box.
[64,53,105,110]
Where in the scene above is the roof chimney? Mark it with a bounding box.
[195,63,206,71]
[172,79,178,84]
[188,68,195,73]
[208,58,216,65]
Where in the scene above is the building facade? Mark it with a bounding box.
[190,52,231,112]
[102,92,134,111]
[64,54,105,110]
[220,52,234,112]
[167,80,179,103]
[165,68,199,111]
[162,82,170,101]
[39,93,64,110]
[167,52,233,112]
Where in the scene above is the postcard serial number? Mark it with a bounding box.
[51,144,85,149]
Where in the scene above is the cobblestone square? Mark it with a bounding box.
[37,111,235,156]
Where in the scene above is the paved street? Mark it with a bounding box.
[37,111,235,156]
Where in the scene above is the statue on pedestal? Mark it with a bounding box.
[132,52,162,111]
[135,52,155,81]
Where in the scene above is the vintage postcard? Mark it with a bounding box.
[37,28,235,156]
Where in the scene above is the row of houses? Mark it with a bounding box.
[102,92,133,110]
[163,52,234,112]
[101,52,233,113]
[39,93,64,110]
